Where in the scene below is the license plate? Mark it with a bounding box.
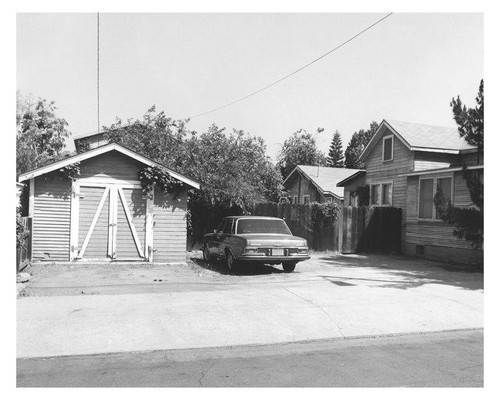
[272,249,285,256]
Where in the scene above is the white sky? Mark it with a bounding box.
[16,13,483,159]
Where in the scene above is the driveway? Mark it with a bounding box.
[17,252,483,358]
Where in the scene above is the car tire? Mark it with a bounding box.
[202,244,212,262]
[282,262,296,273]
[226,251,237,272]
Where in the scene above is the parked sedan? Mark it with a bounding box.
[202,216,310,272]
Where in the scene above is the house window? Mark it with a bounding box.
[370,184,380,206]
[382,135,394,162]
[302,195,310,204]
[381,183,392,205]
[292,195,298,204]
[349,191,358,206]
[418,178,434,219]
[370,182,393,206]
[418,176,453,220]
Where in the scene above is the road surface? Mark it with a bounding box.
[17,329,483,387]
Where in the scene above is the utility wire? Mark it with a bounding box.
[97,12,100,133]
[187,12,393,120]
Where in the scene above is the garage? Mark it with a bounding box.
[18,143,199,263]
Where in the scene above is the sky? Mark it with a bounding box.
[17,13,483,159]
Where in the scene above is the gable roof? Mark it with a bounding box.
[336,170,366,187]
[360,119,476,162]
[284,165,364,199]
[17,143,200,189]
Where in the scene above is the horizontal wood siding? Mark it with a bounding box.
[78,186,109,259]
[153,188,188,263]
[365,128,413,243]
[79,150,144,182]
[413,151,457,171]
[116,188,146,260]
[32,175,71,261]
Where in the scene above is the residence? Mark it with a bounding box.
[337,119,483,265]
[283,165,363,205]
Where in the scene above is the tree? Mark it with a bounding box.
[326,130,344,167]
[344,121,379,169]
[277,129,327,179]
[450,79,483,164]
[435,80,484,249]
[103,107,284,243]
[16,93,72,176]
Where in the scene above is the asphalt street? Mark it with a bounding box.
[17,329,483,387]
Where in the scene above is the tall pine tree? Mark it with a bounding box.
[327,130,344,167]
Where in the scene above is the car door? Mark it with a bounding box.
[221,218,234,255]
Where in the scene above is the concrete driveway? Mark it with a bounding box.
[17,252,483,358]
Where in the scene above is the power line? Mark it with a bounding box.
[187,13,393,120]
[97,13,100,133]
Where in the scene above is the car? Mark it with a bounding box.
[202,216,310,273]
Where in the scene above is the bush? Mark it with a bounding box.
[310,201,341,228]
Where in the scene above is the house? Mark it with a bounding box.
[17,143,200,263]
[337,119,483,265]
[283,165,363,205]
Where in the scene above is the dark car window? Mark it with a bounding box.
[223,218,233,234]
[216,220,225,233]
[236,219,292,235]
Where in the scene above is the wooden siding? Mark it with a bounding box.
[404,171,482,263]
[79,150,144,182]
[342,174,366,206]
[116,188,146,260]
[364,127,414,243]
[413,151,457,171]
[32,175,71,261]
[284,170,332,204]
[153,188,188,263]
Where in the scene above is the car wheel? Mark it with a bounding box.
[282,262,296,273]
[202,245,212,262]
[226,252,237,272]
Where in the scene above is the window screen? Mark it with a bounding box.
[382,183,392,205]
[419,179,434,219]
[383,137,393,161]
[370,184,380,205]
[436,177,452,219]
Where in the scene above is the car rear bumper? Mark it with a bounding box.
[236,254,310,264]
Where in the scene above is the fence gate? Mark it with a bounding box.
[342,206,402,254]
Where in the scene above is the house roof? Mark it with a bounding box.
[17,143,200,189]
[336,170,366,187]
[284,165,364,199]
[399,164,483,177]
[360,119,476,161]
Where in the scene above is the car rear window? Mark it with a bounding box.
[236,219,292,235]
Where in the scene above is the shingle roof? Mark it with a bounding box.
[385,120,475,151]
[293,166,364,198]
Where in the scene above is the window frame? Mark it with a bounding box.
[417,175,454,221]
[382,135,394,162]
[292,195,298,205]
[369,181,393,207]
[302,195,310,204]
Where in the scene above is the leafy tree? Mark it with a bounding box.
[277,129,327,179]
[344,121,379,169]
[104,108,284,243]
[326,130,344,168]
[435,80,484,249]
[16,93,72,175]
[450,79,483,163]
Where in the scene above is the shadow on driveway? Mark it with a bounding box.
[189,257,285,276]
[316,253,483,291]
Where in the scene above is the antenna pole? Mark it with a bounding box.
[97,12,100,133]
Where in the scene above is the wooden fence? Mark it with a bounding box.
[342,206,402,254]
[17,217,31,272]
[252,203,339,251]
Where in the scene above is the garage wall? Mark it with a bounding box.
[32,174,72,261]
[153,188,188,263]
